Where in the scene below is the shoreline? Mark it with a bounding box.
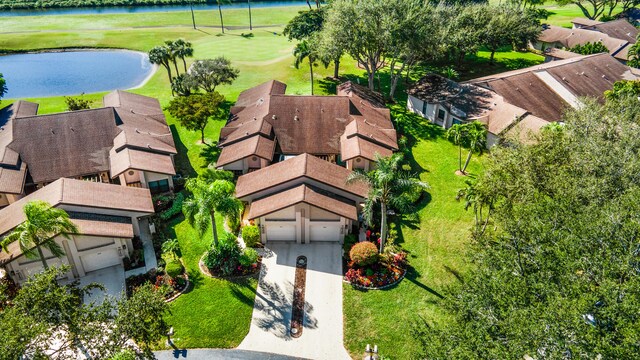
[1,48,158,99]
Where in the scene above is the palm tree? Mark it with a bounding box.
[294,40,319,95]
[148,45,173,81]
[182,178,242,247]
[347,153,429,253]
[247,0,253,31]
[216,0,225,34]
[164,40,181,76]
[446,123,465,173]
[1,201,78,270]
[173,38,194,73]
[161,238,180,260]
[461,121,487,174]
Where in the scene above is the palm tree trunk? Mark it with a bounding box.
[218,2,225,34]
[173,61,180,76]
[309,59,314,95]
[458,144,462,172]
[380,202,387,253]
[190,2,196,29]
[211,211,219,247]
[248,0,253,30]
[462,149,473,174]
[37,245,48,270]
[182,57,188,73]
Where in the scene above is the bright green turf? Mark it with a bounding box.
[343,112,484,359]
[0,2,587,354]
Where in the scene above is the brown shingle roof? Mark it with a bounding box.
[571,18,602,27]
[593,19,638,43]
[343,118,398,150]
[538,25,630,60]
[503,114,550,144]
[235,153,369,199]
[340,134,394,161]
[109,148,176,178]
[72,219,134,238]
[545,48,582,60]
[216,135,275,167]
[0,178,153,238]
[247,184,357,220]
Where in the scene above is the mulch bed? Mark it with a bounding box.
[290,256,307,338]
[198,255,262,280]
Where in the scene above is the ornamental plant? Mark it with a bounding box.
[203,233,241,276]
[349,241,379,266]
[165,260,184,278]
[242,225,260,247]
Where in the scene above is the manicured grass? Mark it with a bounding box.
[343,114,484,359]
[459,48,544,81]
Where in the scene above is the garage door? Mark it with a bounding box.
[266,223,297,241]
[81,249,121,273]
[309,223,341,242]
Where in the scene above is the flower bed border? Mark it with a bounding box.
[343,267,407,290]
[164,272,190,303]
[198,253,261,280]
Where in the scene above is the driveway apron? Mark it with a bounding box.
[238,243,351,360]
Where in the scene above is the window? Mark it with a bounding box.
[422,101,428,116]
[148,179,170,194]
[437,109,446,120]
[452,118,462,125]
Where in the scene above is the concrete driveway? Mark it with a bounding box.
[238,243,350,360]
[78,265,125,303]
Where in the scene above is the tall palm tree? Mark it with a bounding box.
[347,153,429,253]
[216,0,225,34]
[294,40,319,95]
[148,45,173,81]
[1,201,78,270]
[173,38,194,73]
[164,40,181,76]
[461,121,487,174]
[182,178,241,247]
[247,0,253,31]
[446,123,465,173]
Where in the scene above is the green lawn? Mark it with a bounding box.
[0,2,593,355]
[343,110,484,359]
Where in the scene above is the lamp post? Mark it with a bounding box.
[166,327,175,348]
[363,344,379,360]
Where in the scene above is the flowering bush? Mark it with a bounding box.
[349,241,379,266]
[344,248,407,289]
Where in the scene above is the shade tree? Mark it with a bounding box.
[165,92,226,144]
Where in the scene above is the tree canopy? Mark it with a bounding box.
[416,95,640,358]
[188,57,239,93]
[569,41,609,55]
[0,73,6,103]
[0,266,169,359]
[165,92,225,144]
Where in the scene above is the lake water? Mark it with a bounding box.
[0,1,308,17]
[0,50,154,99]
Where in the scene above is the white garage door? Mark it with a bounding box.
[81,248,121,273]
[309,223,341,242]
[266,223,297,241]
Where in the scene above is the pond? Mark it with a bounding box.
[0,50,155,99]
[0,1,308,17]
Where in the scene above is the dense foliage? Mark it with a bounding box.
[204,233,242,276]
[349,241,379,266]
[569,41,609,55]
[0,266,169,359]
[0,0,211,10]
[0,73,6,103]
[165,91,225,144]
[165,259,184,278]
[416,96,640,358]
[64,95,91,111]
[241,224,261,247]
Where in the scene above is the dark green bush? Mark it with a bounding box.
[165,260,184,278]
[242,225,261,247]
[349,241,379,266]
[239,248,259,267]
[159,192,184,220]
[204,234,241,276]
[343,234,357,254]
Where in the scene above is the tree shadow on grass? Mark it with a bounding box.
[228,277,258,307]
[200,142,221,167]
[170,124,197,178]
[182,269,204,294]
[404,266,445,299]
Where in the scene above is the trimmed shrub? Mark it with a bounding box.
[343,234,357,255]
[239,248,259,267]
[165,260,184,278]
[242,225,261,247]
[159,192,184,220]
[204,234,241,276]
[349,241,379,266]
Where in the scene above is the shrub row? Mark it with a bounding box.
[0,0,210,10]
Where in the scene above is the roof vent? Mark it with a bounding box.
[580,71,585,75]
[135,128,140,133]
[562,77,567,81]
[130,108,135,113]
[253,117,257,121]
[70,127,75,132]
[272,114,277,120]
[245,132,249,135]
[50,129,55,134]
[294,115,300,121]
[147,144,152,149]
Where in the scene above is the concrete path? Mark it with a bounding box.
[154,349,307,360]
[78,265,125,303]
[238,243,351,360]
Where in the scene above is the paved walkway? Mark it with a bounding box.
[154,349,307,360]
[238,243,351,360]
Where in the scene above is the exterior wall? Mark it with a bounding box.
[4,234,131,284]
[122,169,142,184]
[407,96,437,121]
[248,156,261,169]
[143,171,174,192]
[486,132,500,148]
[221,157,271,174]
